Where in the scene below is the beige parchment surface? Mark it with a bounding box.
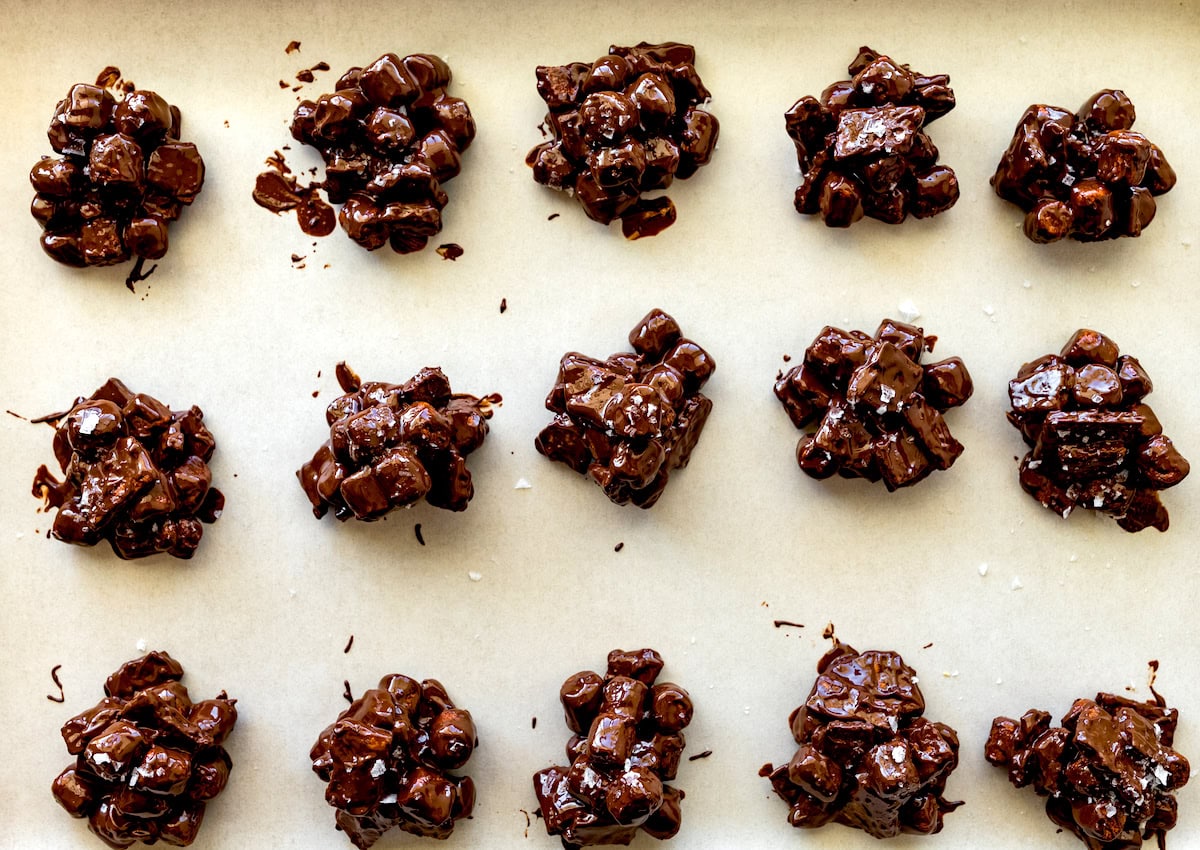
[1,0,1199,847]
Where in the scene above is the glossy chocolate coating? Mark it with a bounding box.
[51,652,237,848]
[310,675,477,847]
[31,72,203,270]
[534,649,692,847]
[31,379,223,560]
[785,46,959,227]
[1007,330,1189,531]
[991,90,1176,242]
[985,691,1189,849]
[761,639,961,838]
[255,53,473,254]
[526,42,718,237]
[775,319,973,490]
[298,363,496,520]
[535,309,715,509]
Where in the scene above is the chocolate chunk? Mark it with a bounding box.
[534,649,692,847]
[32,75,203,276]
[527,42,717,237]
[762,637,962,837]
[311,675,477,847]
[30,379,223,560]
[255,54,473,254]
[51,652,236,846]
[785,47,959,227]
[298,364,498,520]
[985,689,1189,849]
[775,320,973,490]
[992,89,1175,242]
[1007,330,1188,531]
[535,309,715,508]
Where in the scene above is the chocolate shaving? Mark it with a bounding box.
[47,664,65,703]
[614,541,624,552]
[531,716,537,729]
[547,213,559,220]
[286,40,301,54]
[436,243,464,261]
[95,66,121,88]
[414,523,426,546]
[923,642,934,649]
[500,297,507,314]
[6,410,27,420]
[687,750,712,761]
[343,635,354,654]
[772,619,804,629]
[342,680,353,704]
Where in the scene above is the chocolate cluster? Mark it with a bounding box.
[1008,330,1189,532]
[32,379,224,560]
[255,53,474,253]
[991,89,1176,242]
[985,691,1190,848]
[761,639,962,838]
[298,363,497,520]
[31,71,204,273]
[775,320,973,489]
[526,42,719,238]
[51,652,237,848]
[311,675,477,847]
[785,46,959,227]
[535,309,715,508]
[534,649,693,847]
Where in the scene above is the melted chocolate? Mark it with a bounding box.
[298,364,498,520]
[526,42,718,237]
[311,675,477,847]
[535,308,715,508]
[51,651,237,848]
[786,46,959,227]
[986,690,1189,848]
[534,649,692,847]
[992,90,1176,242]
[32,73,204,275]
[31,378,224,560]
[762,638,962,837]
[1007,330,1189,531]
[776,319,974,489]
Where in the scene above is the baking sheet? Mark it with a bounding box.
[2,0,1199,847]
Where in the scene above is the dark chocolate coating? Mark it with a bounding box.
[31,379,224,560]
[526,42,718,237]
[533,648,692,847]
[310,675,477,847]
[985,691,1190,849]
[32,74,203,270]
[298,364,496,520]
[761,640,961,838]
[775,319,973,490]
[535,308,715,509]
[785,46,959,227]
[991,89,1175,242]
[255,53,473,254]
[1007,330,1189,532]
[50,652,237,848]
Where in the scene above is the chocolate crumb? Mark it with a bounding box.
[500,297,507,314]
[436,243,464,261]
[223,120,229,128]
[614,541,624,552]
[783,354,792,362]
[414,523,425,546]
[47,664,65,703]
[822,622,835,639]
[279,80,289,89]
[923,642,934,649]
[95,66,121,88]
[6,410,27,420]
[343,635,354,654]
[342,680,352,704]
[286,40,301,54]
[772,619,804,629]
[311,391,319,398]
[296,69,315,83]
[291,253,306,264]
[124,256,157,293]
[547,213,559,221]
[317,370,322,378]
[688,750,712,762]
